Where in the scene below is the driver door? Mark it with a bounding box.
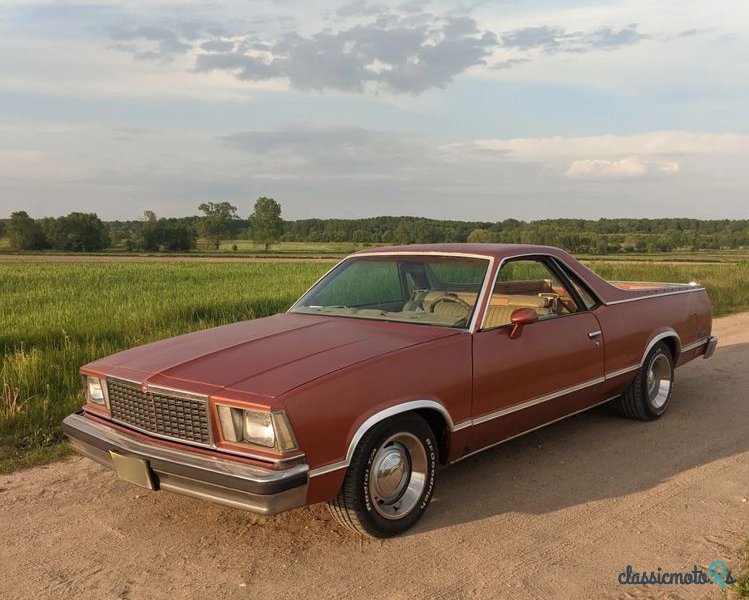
[469,256,605,453]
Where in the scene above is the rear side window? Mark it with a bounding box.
[554,260,599,310]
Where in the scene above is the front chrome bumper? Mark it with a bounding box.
[62,411,308,515]
[703,336,718,359]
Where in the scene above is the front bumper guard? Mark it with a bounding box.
[62,411,308,515]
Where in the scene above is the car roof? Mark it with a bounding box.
[354,243,568,261]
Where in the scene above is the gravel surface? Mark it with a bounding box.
[1,313,747,599]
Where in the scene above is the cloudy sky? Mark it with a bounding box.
[1,0,747,221]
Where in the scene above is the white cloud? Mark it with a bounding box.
[565,156,648,180]
[564,156,672,180]
[464,131,749,158]
[659,161,680,174]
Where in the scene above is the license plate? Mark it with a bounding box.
[109,451,155,490]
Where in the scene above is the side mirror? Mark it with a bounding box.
[509,308,538,339]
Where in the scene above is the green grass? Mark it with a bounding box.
[1,257,747,472]
[0,262,330,472]
[734,538,749,598]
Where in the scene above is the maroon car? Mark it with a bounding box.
[63,244,717,537]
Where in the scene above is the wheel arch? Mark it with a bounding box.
[346,400,454,466]
[309,400,455,479]
[641,330,681,365]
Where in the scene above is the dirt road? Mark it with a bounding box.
[2,314,747,599]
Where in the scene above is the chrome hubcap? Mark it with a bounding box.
[647,354,672,409]
[369,433,427,520]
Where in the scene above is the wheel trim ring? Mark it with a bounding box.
[647,353,672,409]
[369,432,428,520]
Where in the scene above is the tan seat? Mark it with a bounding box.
[483,295,551,328]
[425,291,477,319]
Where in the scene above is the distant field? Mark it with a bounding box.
[215,240,369,254]
[1,257,747,473]
[3,236,749,262]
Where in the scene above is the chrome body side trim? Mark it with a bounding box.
[609,280,703,287]
[602,332,684,381]
[681,337,710,352]
[450,396,619,464]
[605,364,640,379]
[470,376,605,426]
[308,460,350,478]
[308,331,703,478]
[452,419,473,432]
[63,412,308,515]
[604,287,705,305]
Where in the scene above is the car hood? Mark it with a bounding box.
[84,313,461,400]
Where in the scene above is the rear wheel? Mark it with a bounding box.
[617,341,674,420]
[327,413,438,538]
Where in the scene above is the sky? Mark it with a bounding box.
[1,0,748,222]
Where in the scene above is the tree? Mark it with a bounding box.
[249,197,283,251]
[138,211,161,251]
[7,211,48,250]
[45,212,108,251]
[197,202,238,250]
[467,228,492,243]
[159,219,195,251]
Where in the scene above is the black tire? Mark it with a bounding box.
[616,341,675,421]
[328,413,438,538]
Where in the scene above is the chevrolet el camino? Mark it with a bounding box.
[63,244,717,537]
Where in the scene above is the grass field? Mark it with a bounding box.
[0,262,330,472]
[1,257,748,473]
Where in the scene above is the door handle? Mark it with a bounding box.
[588,330,602,339]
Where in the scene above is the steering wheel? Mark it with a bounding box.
[430,294,472,313]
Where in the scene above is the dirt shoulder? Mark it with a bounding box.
[1,315,747,599]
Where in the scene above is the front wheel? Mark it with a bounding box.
[617,341,674,420]
[327,413,438,538]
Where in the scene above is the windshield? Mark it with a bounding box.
[291,255,490,328]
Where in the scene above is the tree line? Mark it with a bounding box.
[3,200,749,254]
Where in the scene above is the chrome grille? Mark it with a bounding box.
[107,379,211,446]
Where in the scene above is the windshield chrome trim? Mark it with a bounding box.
[288,251,496,334]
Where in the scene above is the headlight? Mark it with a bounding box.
[216,405,298,451]
[244,410,275,447]
[85,375,108,406]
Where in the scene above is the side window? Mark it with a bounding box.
[555,261,598,310]
[483,258,580,329]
